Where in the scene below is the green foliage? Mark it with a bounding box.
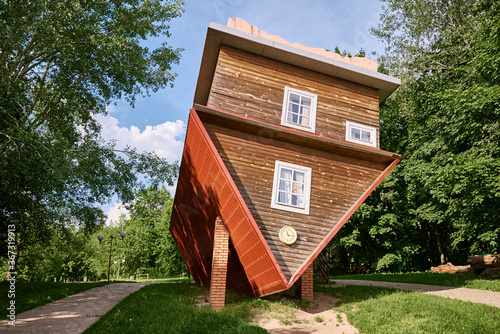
[84,283,267,334]
[8,186,186,281]
[332,0,500,273]
[0,0,183,272]
[0,281,110,320]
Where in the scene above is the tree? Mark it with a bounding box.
[122,186,186,277]
[332,0,500,272]
[0,0,183,265]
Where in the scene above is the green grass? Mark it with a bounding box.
[84,283,267,334]
[0,281,110,320]
[330,272,500,291]
[134,276,194,283]
[318,285,500,334]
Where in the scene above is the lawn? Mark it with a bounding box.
[317,285,500,334]
[84,283,267,334]
[0,281,110,320]
[330,271,500,292]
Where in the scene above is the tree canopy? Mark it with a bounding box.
[332,0,500,273]
[0,0,184,256]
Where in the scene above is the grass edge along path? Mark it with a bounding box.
[317,285,500,334]
[329,272,500,292]
[0,281,111,321]
[83,283,267,334]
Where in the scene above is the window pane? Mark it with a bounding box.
[289,93,300,104]
[295,183,304,195]
[287,112,298,124]
[362,130,371,142]
[278,191,290,205]
[280,168,292,180]
[291,194,304,207]
[299,114,309,126]
[293,171,305,182]
[279,180,289,191]
[301,96,311,107]
[351,128,361,139]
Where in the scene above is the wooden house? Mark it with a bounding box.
[170,18,401,308]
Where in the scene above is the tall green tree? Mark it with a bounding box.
[0,0,183,264]
[333,0,500,272]
[122,186,186,277]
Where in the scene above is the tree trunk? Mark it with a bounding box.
[435,229,447,265]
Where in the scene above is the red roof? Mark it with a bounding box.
[170,106,400,297]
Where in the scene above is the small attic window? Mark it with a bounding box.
[281,87,317,133]
[346,121,377,148]
[271,161,311,215]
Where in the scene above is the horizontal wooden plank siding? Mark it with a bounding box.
[203,121,387,280]
[208,45,380,147]
[170,109,288,297]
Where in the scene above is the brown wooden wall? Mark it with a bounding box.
[208,45,380,147]
[203,120,388,281]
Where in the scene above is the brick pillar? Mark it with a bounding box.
[209,216,229,310]
[296,263,314,301]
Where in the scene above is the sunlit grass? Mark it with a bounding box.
[84,283,266,334]
[318,285,500,334]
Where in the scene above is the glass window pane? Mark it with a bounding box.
[301,96,311,107]
[362,130,371,142]
[351,128,361,139]
[299,114,309,126]
[289,93,300,104]
[278,191,290,205]
[279,180,288,191]
[280,168,292,180]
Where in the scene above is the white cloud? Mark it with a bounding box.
[97,110,186,225]
[105,202,130,226]
[96,111,186,162]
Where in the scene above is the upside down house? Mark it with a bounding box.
[170,18,401,308]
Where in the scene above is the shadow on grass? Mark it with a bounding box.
[84,283,267,334]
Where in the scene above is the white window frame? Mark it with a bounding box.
[281,87,318,133]
[270,160,312,215]
[345,121,377,148]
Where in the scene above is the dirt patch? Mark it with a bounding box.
[196,290,358,333]
[254,292,358,334]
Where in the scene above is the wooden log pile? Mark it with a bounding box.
[467,254,500,278]
[430,263,477,275]
[430,254,500,277]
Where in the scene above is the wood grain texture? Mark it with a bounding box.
[207,45,380,147]
[203,121,387,280]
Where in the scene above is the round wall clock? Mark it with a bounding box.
[279,226,297,245]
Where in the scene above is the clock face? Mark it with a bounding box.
[279,226,297,245]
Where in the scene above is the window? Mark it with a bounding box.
[346,121,377,148]
[271,161,312,215]
[281,87,317,133]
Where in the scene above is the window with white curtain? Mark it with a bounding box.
[281,87,317,133]
[345,121,377,148]
[271,160,312,215]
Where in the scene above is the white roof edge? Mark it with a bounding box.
[194,22,400,106]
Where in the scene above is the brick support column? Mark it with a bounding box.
[296,263,314,301]
[209,216,229,310]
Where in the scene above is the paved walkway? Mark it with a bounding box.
[331,279,500,308]
[0,283,146,333]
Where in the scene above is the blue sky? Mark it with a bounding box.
[102,0,387,222]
